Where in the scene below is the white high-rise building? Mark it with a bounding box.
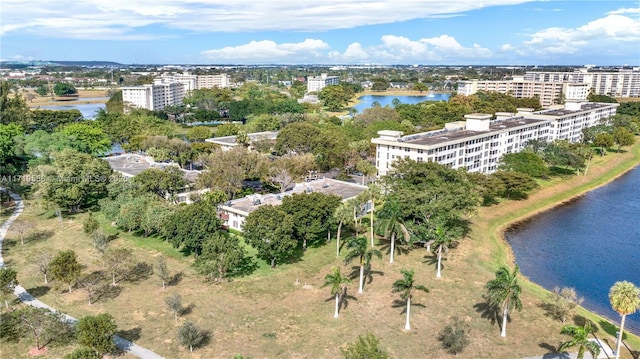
[307,73,339,93]
[372,101,618,176]
[121,82,185,112]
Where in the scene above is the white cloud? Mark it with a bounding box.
[203,35,492,64]
[0,0,534,39]
[201,39,329,63]
[519,12,640,56]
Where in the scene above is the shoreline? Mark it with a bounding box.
[490,141,640,340]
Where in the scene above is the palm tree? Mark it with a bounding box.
[344,236,382,294]
[427,225,456,279]
[392,268,429,330]
[609,281,640,359]
[376,199,409,264]
[334,202,353,257]
[365,183,382,247]
[558,321,600,359]
[323,267,351,318]
[483,265,522,338]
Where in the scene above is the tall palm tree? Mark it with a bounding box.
[323,267,351,318]
[483,265,522,337]
[427,225,456,279]
[333,202,353,257]
[609,281,640,359]
[365,183,382,247]
[344,236,382,294]
[376,199,409,264]
[558,321,600,359]
[392,268,429,330]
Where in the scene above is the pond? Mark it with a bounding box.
[505,166,640,335]
[38,101,107,120]
[351,93,450,114]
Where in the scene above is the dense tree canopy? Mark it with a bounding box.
[243,205,297,268]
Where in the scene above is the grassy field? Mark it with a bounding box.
[2,141,640,358]
[25,89,110,108]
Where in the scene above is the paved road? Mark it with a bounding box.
[0,188,165,359]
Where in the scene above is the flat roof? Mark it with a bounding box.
[103,154,199,183]
[401,117,547,147]
[221,178,367,215]
[535,102,617,117]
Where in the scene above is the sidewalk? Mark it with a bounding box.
[0,188,165,359]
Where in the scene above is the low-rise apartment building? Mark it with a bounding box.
[372,100,619,176]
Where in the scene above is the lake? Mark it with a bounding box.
[505,166,640,335]
[38,101,107,119]
[351,93,450,114]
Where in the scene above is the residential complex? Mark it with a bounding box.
[121,72,230,111]
[307,73,339,93]
[218,178,368,232]
[372,99,619,176]
[205,131,279,151]
[121,82,185,112]
[457,67,640,106]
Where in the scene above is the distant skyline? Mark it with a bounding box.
[1,1,638,66]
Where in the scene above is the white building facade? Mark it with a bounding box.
[307,73,339,93]
[372,101,619,176]
[121,82,185,111]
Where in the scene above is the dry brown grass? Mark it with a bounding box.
[2,142,640,358]
[25,89,109,108]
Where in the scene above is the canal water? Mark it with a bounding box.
[505,166,640,335]
[351,93,450,114]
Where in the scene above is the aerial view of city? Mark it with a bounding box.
[1,1,639,358]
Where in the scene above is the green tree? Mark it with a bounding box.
[612,127,635,152]
[594,132,614,156]
[165,293,183,321]
[59,122,111,155]
[323,267,351,318]
[156,256,170,290]
[0,81,30,126]
[499,151,549,178]
[76,313,117,357]
[29,109,83,133]
[608,281,640,359]
[371,77,389,92]
[194,232,252,282]
[355,160,377,185]
[16,306,74,351]
[483,265,522,337]
[318,85,350,111]
[413,82,429,93]
[548,286,584,323]
[82,212,99,236]
[26,149,113,212]
[341,333,390,359]
[49,250,83,293]
[275,122,321,155]
[36,85,49,97]
[0,268,18,308]
[280,192,342,251]
[160,201,222,256]
[427,224,459,279]
[344,236,382,294]
[392,269,429,330]
[177,321,206,352]
[438,317,471,355]
[558,321,600,359]
[333,202,353,257]
[243,205,297,268]
[133,166,187,202]
[186,126,213,142]
[376,199,409,264]
[53,82,77,96]
[0,123,24,176]
[491,170,538,200]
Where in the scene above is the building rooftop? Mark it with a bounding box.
[394,117,547,147]
[221,178,367,215]
[103,154,199,183]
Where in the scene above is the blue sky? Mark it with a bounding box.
[1,0,638,65]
